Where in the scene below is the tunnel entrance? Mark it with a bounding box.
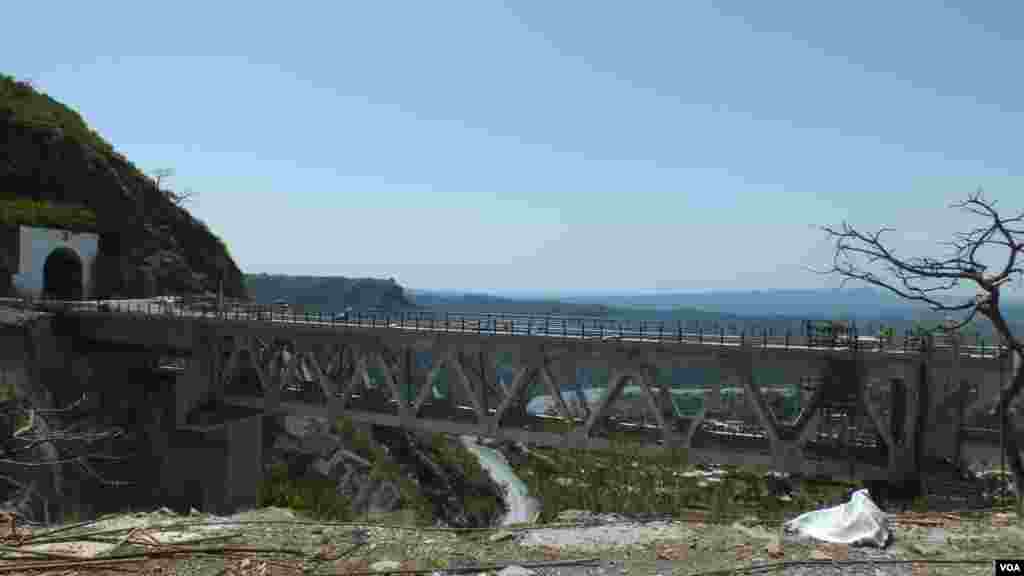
[42,247,84,300]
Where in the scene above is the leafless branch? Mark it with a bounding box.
[75,458,136,487]
[5,428,124,456]
[150,167,197,206]
[34,394,88,415]
[0,474,29,491]
[165,187,197,206]
[0,393,134,492]
[820,188,1024,512]
[817,189,1023,350]
[151,168,175,189]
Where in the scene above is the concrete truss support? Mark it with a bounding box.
[139,322,998,483]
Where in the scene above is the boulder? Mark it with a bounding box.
[269,415,506,527]
[367,480,401,515]
[266,416,402,519]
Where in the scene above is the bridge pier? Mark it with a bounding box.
[884,361,921,487]
[176,327,219,427]
[148,328,265,515]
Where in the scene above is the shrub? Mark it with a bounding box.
[1,74,116,157]
[258,462,353,521]
[0,196,97,232]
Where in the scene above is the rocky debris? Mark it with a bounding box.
[268,416,506,527]
[552,509,628,525]
[375,427,506,528]
[266,416,401,518]
[8,506,236,558]
[764,471,794,499]
[7,501,1012,576]
[370,560,402,572]
[975,469,1017,501]
[519,517,689,551]
[497,566,536,576]
[489,530,518,543]
[682,465,727,488]
[0,479,39,527]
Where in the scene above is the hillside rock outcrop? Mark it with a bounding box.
[1,75,245,299]
[266,415,506,527]
[245,274,412,312]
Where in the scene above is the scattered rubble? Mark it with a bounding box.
[268,415,506,527]
[518,511,689,551]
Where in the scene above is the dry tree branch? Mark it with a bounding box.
[816,189,1023,350]
[0,392,133,490]
[818,188,1024,513]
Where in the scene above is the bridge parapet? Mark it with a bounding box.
[10,296,1010,360]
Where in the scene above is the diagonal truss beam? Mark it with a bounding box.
[580,369,629,438]
[339,354,366,411]
[538,362,572,421]
[448,350,485,421]
[736,350,781,446]
[639,366,683,447]
[306,348,340,402]
[413,353,445,415]
[489,366,533,435]
[206,323,996,481]
[374,352,412,422]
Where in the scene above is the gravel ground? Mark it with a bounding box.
[519,520,691,551]
[4,507,1017,576]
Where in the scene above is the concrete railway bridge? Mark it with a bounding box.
[3,297,1018,516]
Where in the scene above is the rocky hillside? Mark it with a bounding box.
[0,74,245,298]
[245,274,413,313]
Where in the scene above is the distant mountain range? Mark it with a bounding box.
[406,289,612,317]
[245,274,413,312]
[245,277,1023,339]
[557,288,934,318]
[416,286,1024,338]
[483,286,1023,318]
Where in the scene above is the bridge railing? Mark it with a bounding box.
[12,296,1010,359]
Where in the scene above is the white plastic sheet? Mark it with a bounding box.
[783,489,890,547]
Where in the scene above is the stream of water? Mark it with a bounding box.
[458,436,541,526]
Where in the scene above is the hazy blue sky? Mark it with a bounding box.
[6,1,1023,295]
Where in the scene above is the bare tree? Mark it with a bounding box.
[0,395,131,527]
[819,189,1023,512]
[151,167,175,189]
[151,167,197,206]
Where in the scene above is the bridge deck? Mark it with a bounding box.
[13,296,1008,359]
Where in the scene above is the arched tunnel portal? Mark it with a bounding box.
[42,246,84,300]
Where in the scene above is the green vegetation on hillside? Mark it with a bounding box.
[259,417,505,526]
[514,439,857,525]
[0,195,96,232]
[0,74,116,157]
[259,461,354,521]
